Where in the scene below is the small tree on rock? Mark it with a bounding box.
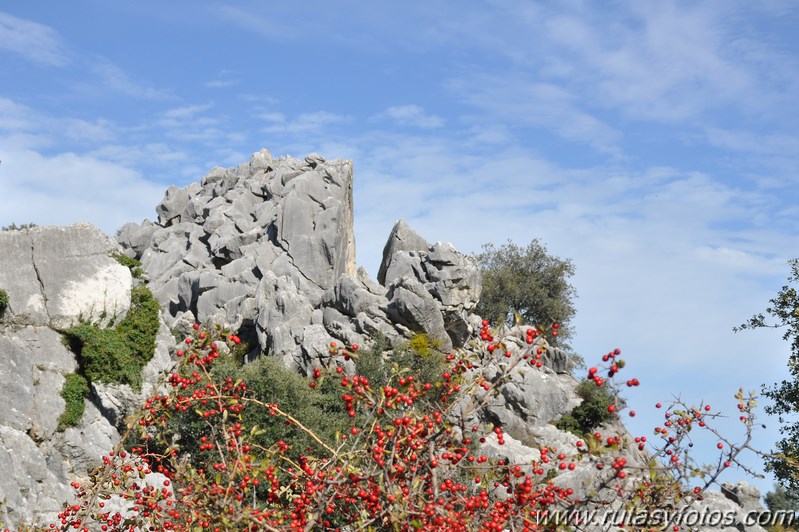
[475,239,576,343]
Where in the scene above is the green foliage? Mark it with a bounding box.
[736,259,799,493]
[1,222,37,231]
[351,332,394,386]
[58,373,89,428]
[555,379,616,438]
[765,483,799,532]
[162,332,449,466]
[162,353,352,461]
[766,483,799,512]
[0,288,8,316]
[62,286,160,390]
[112,252,144,279]
[352,332,447,390]
[475,239,576,343]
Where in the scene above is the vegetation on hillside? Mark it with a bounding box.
[58,373,90,429]
[62,286,160,390]
[0,288,8,316]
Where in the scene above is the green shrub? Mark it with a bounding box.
[0,288,8,315]
[159,332,448,465]
[58,373,89,428]
[555,379,616,438]
[355,332,448,391]
[62,286,159,390]
[154,353,351,462]
[112,252,144,279]
[1,222,37,231]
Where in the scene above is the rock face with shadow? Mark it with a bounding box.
[0,150,766,529]
[118,149,482,372]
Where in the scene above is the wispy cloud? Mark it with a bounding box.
[162,103,215,120]
[212,5,294,41]
[205,79,238,88]
[0,12,69,66]
[0,147,165,232]
[371,105,444,129]
[705,127,799,157]
[451,77,623,156]
[261,111,348,135]
[91,60,171,99]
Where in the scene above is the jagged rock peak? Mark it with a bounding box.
[377,219,430,285]
[377,219,482,350]
[118,149,356,318]
[117,151,484,367]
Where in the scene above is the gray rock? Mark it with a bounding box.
[0,228,49,325]
[53,401,119,473]
[156,183,201,226]
[486,370,581,440]
[0,426,71,528]
[378,219,430,285]
[255,271,315,370]
[424,242,481,310]
[721,480,764,514]
[32,225,132,329]
[385,277,452,351]
[0,335,35,432]
[323,274,389,318]
[376,220,481,348]
[116,220,157,259]
[0,224,133,329]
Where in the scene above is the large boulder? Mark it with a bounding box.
[0,224,132,328]
[129,150,362,372]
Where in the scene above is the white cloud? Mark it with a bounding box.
[163,104,214,119]
[261,111,348,135]
[0,97,116,146]
[91,60,171,99]
[0,97,40,133]
[705,126,799,157]
[372,105,444,129]
[0,147,165,233]
[451,77,623,156]
[212,5,295,41]
[0,12,69,66]
[204,79,238,88]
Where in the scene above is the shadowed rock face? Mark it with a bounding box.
[119,150,483,371]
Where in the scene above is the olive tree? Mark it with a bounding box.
[735,259,799,492]
[475,239,576,343]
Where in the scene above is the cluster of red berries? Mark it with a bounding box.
[21,320,769,532]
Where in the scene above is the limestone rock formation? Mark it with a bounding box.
[379,219,482,350]
[0,225,134,527]
[0,150,767,529]
[119,150,482,373]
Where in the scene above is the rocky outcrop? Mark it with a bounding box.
[0,225,136,527]
[120,150,482,373]
[380,220,481,350]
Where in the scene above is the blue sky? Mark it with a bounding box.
[1,1,798,497]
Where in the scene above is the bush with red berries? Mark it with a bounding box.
[6,320,780,532]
